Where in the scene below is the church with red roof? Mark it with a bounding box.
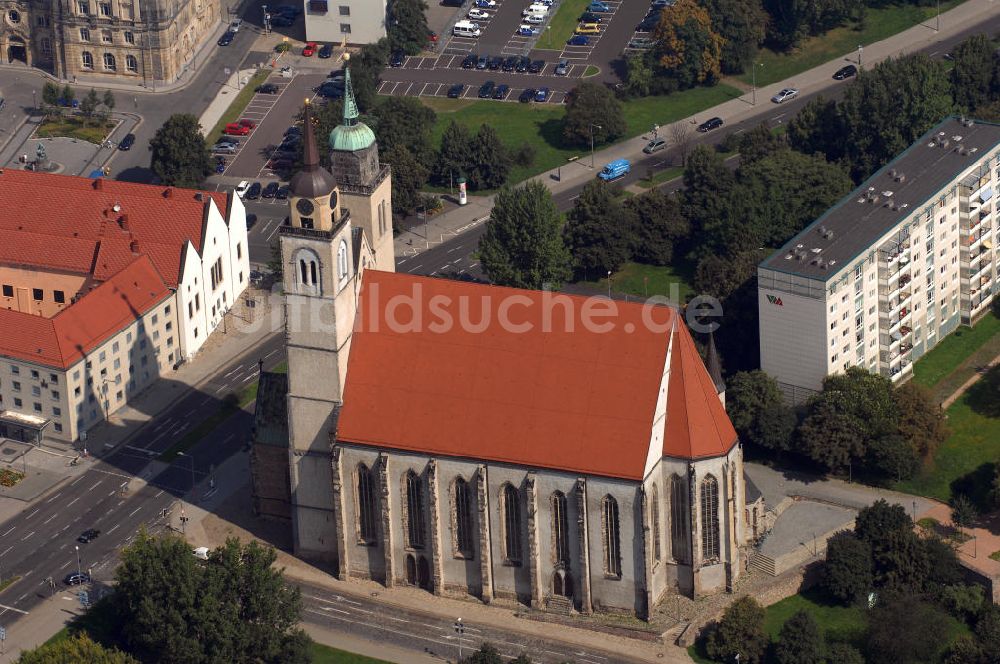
[251,81,755,620]
[0,170,249,443]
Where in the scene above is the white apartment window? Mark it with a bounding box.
[80,28,91,41]
[340,23,351,33]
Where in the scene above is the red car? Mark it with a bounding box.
[302,41,318,56]
[223,123,251,136]
[237,118,256,130]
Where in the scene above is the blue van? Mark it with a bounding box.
[598,158,630,181]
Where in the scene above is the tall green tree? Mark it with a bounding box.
[786,96,846,162]
[348,40,389,112]
[112,532,310,664]
[822,531,873,605]
[727,370,795,453]
[703,0,767,74]
[562,82,626,147]
[705,596,768,664]
[462,643,503,664]
[795,390,865,472]
[368,96,436,161]
[16,633,138,664]
[563,181,636,276]
[951,34,996,112]
[148,113,212,188]
[774,610,824,664]
[468,124,512,190]
[103,89,116,113]
[383,144,428,215]
[80,88,101,124]
[894,382,948,462]
[624,188,690,265]
[681,145,737,243]
[387,0,430,55]
[478,181,572,289]
[436,120,474,185]
[41,81,59,108]
[866,596,950,664]
[826,643,865,664]
[651,0,725,88]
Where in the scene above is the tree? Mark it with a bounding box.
[16,633,138,664]
[467,124,511,190]
[822,531,873,605]
[387,0,430,55]
[562,82,626,147]
[774,610,824,664]
[478,181,572,290]
[112,532,310,664]
[681,145,736,242]
[795,391,864,472]
[563,181,636,276]
[368,96,436,161]
[727,371,795,453]
[704,596,768,664]
[651,0,724,88]
[951,494,978,531]
[894,382,948,462]
[462,643,503,664]
[148,114,212,188]
[703,0,767,74]
[975,606,1000,661]
[382,145,428,215]
[692,250,760,301]
[951,34,996,112]
[937,583,985,623]
[41,81,59,109]
[436,120,474,185]
[943,636,985,664]
[730,123,786,163]
[866,596,950,664]
[348,40,389,112]
[80,88,101,124]
[855,499,911,553]
[61,84,75,106]
[786,96,845,163]
[622,52,654,97]
[826,643,865,664]
[624,188,690,265]
[268,241,283,278]
[669,121,694,166]
[103,89,116,114]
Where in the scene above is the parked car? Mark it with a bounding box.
[516,55,531,72]
[637,15,659,31]
[279,66,295,78]
[212,143,238,154]
[238,118,256,130]
[274,5,300,17]
[519,88,536,103]
[215,159,226,174]
[502,56,518,71]
[469,8,490,19]
[554,59,570,75]
[64,572,91,586]
[517,25,539,36]
[535,87,550,102]
[833,64,858,80]
[643,137,667,153]
[567,35,590,46]
[245,182,262,200]
[477,54,489,69]
[697,117,723,132]
[318,82,343,98]
[302,42,318,56]
[262,182,280,198]
[257,82,279,94]
[230,18,243,32]
[270,15,294,27]
[525,14,545,24]
[651,0,675,6]
[478,80,496,98]
[217,136,240,146]
[474,0,496,5]
[276,186,290,200]
[587,1,610,11]
[488,56,502,70]
[598,158,630,181]
[771,87,799,103]
[77,529,100,543]
[193,547,210,561]
[318,43,334,58]
[235,181,251,198]
[118,133,135,150]
[447,83,466,98]
[576,23,600,35]
[462,53,478,69]
[529,59,545,73]
[629,37,655,49]
[217,31,235,46]
[390,50,405,67]
[492,84,510,100]
[579,11,603,22]
[224,123,251,136]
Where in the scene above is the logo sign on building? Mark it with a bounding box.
[766,294,784,306]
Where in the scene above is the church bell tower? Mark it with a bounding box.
[280,100,357,563]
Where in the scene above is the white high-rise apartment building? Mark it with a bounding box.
[758,117,1000,401]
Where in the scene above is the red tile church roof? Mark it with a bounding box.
[337,271,738,480]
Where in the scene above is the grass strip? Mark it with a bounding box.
[206,69,271,146]
[311,642,392,663]
[36,117,116,144]
[535,0,592,51]
[912,312,1000,393]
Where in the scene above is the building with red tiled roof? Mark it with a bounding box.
[251,102,751,622]
[0,170,249,443]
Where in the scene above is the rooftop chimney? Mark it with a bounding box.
[163,187,173,198]
[93,179,103,190]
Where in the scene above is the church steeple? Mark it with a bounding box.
[341,66,360,126]
[290,100,336,201]
[329,57,376,155]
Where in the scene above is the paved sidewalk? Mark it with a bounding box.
[0,587,89,663]
[392,0,998,260]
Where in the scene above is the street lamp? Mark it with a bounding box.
[858,44,863,68]
[590,123,602,168]
[31,89,36,112]
[607,270,612,298]
[75,545,82,579]
[454,618,465,661]
[178,451,196,492]
[751,62,763,105]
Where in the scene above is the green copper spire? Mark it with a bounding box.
[329,61,376,153]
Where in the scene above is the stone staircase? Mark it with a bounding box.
[750,551,777,577]
[545,595,574,615]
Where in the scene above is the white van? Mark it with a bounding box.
[453,20,482,37]
[522,3,548,16]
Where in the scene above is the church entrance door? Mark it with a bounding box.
[405,554,416,585]
[417,555,431,591]
[7,36,26,64]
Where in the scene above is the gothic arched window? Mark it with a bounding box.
[670,474,687,563]
[651,484,661,563]
[701,475,720,561]
[453,477,474,557]
[551,491,569,566]
[602,495,621,578]
[309,260,317,285]
[405,471,426,549]
[299,259,308,285]
[501,484,521,565]
[356,463,377,544]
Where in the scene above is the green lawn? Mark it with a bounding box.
[912,311,1000,393]
[894,383,1000,502]
[311,642,391,663]
[739,0,966,88]
[206,69,271,146]
[578,261,695,303]
[421,84,739,190]
[36,116,116,144]
[535,0,591,51]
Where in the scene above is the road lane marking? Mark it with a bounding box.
[129,507,142,518]
[0,546,11,556]
[89,481,102,491]
[21,531,34,541]
[43,514,57,524]
[2,527,14,537]
[107,524,120,534]
[45,491,62,503]
[26,508,40,519]
[59,560,71,570]
[154,490,163,498]
[67,496,80,507]
[264,349,279,359]
[70,476,85,487]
